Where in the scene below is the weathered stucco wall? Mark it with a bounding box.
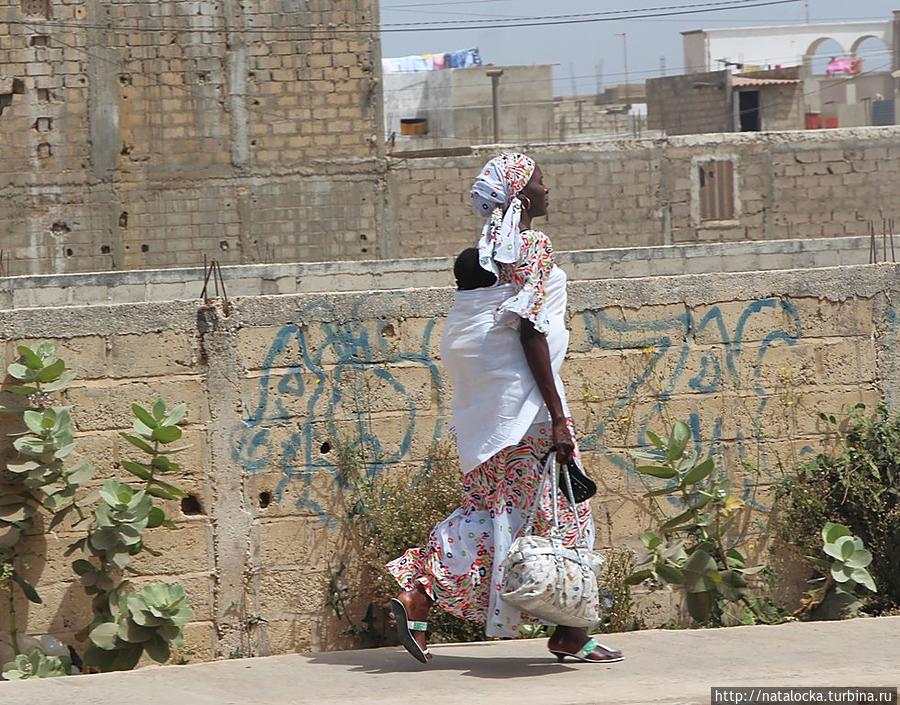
[0,235,884,309]
[1,263,898,660]
[0,0,383,276]
[386,127,900,258]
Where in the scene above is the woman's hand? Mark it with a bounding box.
[552,417,575,463]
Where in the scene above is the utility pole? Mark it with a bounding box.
[595,58,604,103]
[486,69,504,144]
[616,32,629,104]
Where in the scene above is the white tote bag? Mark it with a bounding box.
[499,454,605,629]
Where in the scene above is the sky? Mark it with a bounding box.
[378,0,897,95]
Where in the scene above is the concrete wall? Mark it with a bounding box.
[2,263,899,658]
[0,0,384,276]
[382,65,554,145]
[449,65,554,144]
[0,235,888,309]
[553,97,637,139]
[748,85,804,131]
[386,127,900,257]
[647,71,733,135]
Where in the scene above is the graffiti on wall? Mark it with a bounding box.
[232,299,445,519]
[233,297,813,517]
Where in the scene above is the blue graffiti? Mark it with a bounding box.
[232,297,445,521]
[576,299,802,509]
[234,296,806,517]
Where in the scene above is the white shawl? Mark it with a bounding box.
[440,266,570,474]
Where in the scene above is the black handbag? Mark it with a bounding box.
[540,451,597,504]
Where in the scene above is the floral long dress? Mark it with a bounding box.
[385,230,595,638]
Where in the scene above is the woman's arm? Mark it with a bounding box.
[520,319,574,462]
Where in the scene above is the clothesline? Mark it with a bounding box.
[382,47,483,73]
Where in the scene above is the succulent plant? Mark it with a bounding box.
[822,522,876,592]
[86,583,194,670]
[3,343,193,676]
[2,647,72,680]
[83,481,153,573]
[6,343,74,399]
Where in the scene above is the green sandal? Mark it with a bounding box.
[550,637,624,663]
[390,598,431,664]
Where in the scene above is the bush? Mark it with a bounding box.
[774,402,900,616]
[329,437,484,645]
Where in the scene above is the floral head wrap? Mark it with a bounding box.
[470,152,536,277]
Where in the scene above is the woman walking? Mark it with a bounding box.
[386,153,623,665]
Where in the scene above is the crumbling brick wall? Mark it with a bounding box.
[0,0,383,275]
[386,127,900,256]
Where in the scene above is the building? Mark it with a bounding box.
[647,67,803,135]
[0,0,385,276]
[382,63,554,148]
[647,13,900,135]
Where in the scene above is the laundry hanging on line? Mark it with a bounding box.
[382,48,483,74]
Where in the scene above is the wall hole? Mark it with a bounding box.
[65,248,73,257]
[35,117,52,132]
[37,142,52,158]
[219,240,229,251]
[359,233,367,241]
[197,71,210,84]
[51,221,70,235]
[180,494,204,516]
[37,88,51,102]
[361,248,368,253]
[141,243,149,252]
[320,441,331,454]
[30,35,49,47]
[381,323,395,338]
[119,74,132,86]
[118,211,128,228]
[258,491,272,509]
[20,0,52,19]
[100,245,110,254]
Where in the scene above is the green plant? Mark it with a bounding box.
[625,421,772,626]
[86,583,194,669]
[597,549,644,633]
[774,402,899,615]
[72,399,192,672]
[1,647,73,680]
[327,436,484,646]
[1,344,94,661]
[796,523,877,620]
[1,344,193,677]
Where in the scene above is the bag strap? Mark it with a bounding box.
[522,453,587,547]
[522,453,554,536]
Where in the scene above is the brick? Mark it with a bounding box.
[109,331,196,377]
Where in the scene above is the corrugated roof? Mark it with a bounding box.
[733,76,801,87]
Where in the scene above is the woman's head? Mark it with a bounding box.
[518,165,550,220]
[470,152,548,275]
[469,152,538,219]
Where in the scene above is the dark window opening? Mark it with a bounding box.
[738,90,761,132]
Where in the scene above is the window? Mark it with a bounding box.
[738,90,761,131]
[697,159,735,221]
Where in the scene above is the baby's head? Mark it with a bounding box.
[454,247,497,291]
